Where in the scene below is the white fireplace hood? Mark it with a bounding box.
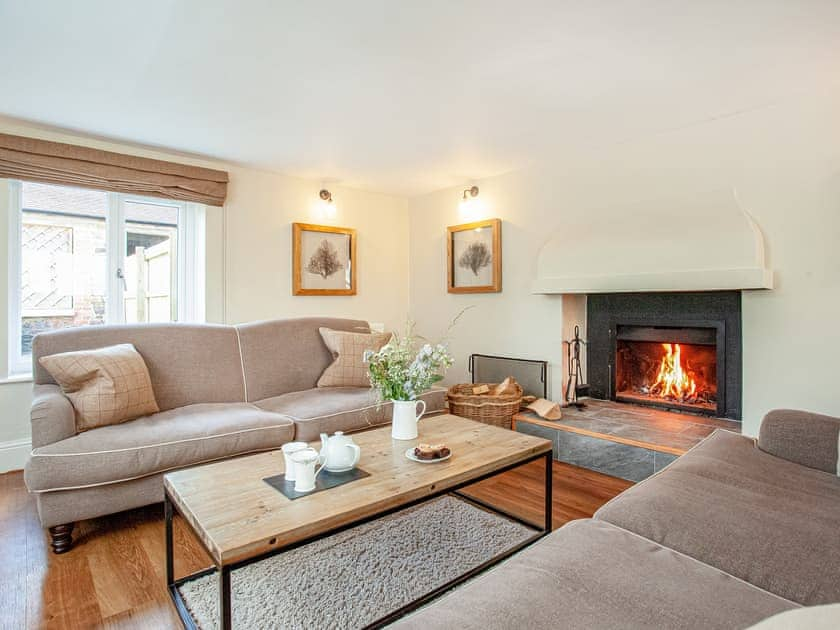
[532,188,773,294]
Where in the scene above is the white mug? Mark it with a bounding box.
[391,399,427,440]
[289,448,324,493]
[282,442,309,482]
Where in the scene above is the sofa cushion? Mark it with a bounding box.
[391,519,797,630]
[39,343,160,432]
[32,323,246,411]
[25,403,294,492]
[255,386,447,441]
[236,317,371,402]
[316,327,391,388]
[595,429,840,606]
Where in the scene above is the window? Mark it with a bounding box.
[8,180,205,374]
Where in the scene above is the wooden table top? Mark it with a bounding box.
[164,414,551,566]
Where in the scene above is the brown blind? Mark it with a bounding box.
[0,132,228,206]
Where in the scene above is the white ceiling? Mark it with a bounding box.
[1,1,838,196]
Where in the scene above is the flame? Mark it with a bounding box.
[650,343,697,400]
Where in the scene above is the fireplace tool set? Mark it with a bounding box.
[564,325,589,408]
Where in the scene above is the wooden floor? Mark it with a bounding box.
[0,462,631,629]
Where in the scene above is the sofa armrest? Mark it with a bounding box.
[30,384,76,448]
[757,409,840,474]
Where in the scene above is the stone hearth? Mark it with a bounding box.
[513,399,740,482]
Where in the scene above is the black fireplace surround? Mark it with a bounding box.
[586,292,742,421]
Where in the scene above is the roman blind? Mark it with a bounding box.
[0,132,228,206]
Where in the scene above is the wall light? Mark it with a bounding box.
[459,185,484,220]
[318,188,337,219]
[460,186,479,207]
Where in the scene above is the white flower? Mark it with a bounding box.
[365,323,453,402]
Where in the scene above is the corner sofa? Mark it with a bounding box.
[23,317,446,553]
[393,409,840,629]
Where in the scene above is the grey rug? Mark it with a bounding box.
[178,495,535,629]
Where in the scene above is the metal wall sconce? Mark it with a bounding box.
[459,185,480,215]
[317,188,337,218]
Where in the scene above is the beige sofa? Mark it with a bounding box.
[23,317,446,553]
[393,409,840,629]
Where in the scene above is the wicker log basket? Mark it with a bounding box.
[446,381,523,430]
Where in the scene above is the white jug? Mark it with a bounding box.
[289,448,323,493]
[281,441,309,481]
[391,399,426,440]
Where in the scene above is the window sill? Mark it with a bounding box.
[0,374,34,385]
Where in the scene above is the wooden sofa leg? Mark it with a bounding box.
[48,523,75,554]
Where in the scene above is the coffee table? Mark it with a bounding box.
[164,414,553,629]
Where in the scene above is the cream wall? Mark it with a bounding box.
[0,118,409,471]
[222,168,408,326]
[407,186,575,405]
[408,88,840,436]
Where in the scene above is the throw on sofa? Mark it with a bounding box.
[23,317,446,553]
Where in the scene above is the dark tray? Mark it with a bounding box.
[263,467,370,500]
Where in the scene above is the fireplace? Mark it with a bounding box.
[614,323,722,416]
[586,292,741,420]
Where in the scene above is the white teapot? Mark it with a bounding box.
[319,431,361,472]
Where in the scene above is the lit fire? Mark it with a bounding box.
[650,343,697,401]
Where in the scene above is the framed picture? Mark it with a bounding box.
[447,218,502,293]
[293,223,357,295]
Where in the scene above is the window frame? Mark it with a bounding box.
[7,180,28,376]
[7,180,205,376]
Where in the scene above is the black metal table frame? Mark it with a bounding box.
[166,449,553,630]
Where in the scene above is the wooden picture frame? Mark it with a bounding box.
[447,218,502,293]
[293,223,357,296]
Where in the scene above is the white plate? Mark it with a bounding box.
[405,447,452,463]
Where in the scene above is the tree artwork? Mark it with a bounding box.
[447,219,500,294]
[306,238,344,278]
[458,241,492,276]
